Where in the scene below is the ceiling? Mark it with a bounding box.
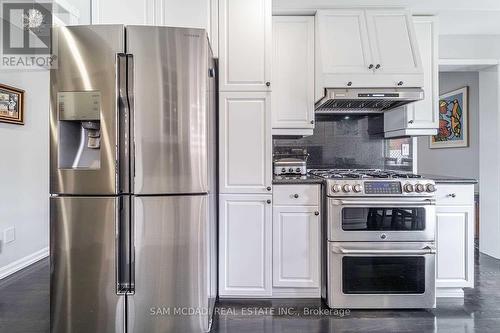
[273,0,500,35]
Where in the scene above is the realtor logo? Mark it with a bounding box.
[1,1,56,69]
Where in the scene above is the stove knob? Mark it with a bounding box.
[331,184,341,193]
[281,168,286,173]
[353,184,362,193]
[288,168,294,173]
[342,184,352,193]
[415,183,425,193]
[403,184,414,193]
[296,168,301,173]
[426,184,437,193]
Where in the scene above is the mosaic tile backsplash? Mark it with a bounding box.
[273,115,413,171]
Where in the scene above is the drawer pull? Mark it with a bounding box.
[314,211,320,216]
[447,193,456,198]
[266,186,272,191]
[293,194,299,198]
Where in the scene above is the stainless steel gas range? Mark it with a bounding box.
[309,169,437,309]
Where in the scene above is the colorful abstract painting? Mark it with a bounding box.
[430,87,468,148]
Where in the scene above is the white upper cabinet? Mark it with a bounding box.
[316,10,372,75]
[384,16,439,137]
[365,10,422,75]
[315,9,423,91]
[92,0,153,24]
[219,92,272,194]
[272,16,315,134]
[219,0,272,91]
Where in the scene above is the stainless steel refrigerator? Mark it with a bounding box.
[49,25,217,333]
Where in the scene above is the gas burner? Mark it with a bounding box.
[308,169,424,180]
[391,173,422,179]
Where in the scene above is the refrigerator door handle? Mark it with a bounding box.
[116,196,134,294]
[117,53,131,194]
[126,54,135,192]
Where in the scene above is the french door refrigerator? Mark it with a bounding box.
[49,25,217,333]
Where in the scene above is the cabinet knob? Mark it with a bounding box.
[266,199,272,204]
[293,194,299,198]
[266,186,272,191]
[375,64,381,69]
[368,64,374,69]
[314,211,320,216]
[266,81,271,87]
[397,81,404,86]
[408,120,414,124]
[448,193,456,198]
[310,120,314,124]
[347,81,352,87]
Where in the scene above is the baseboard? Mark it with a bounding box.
[436,287,464,298]
[0,247,49,280]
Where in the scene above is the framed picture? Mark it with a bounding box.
[0,84,24,125]
[430,86,468,149]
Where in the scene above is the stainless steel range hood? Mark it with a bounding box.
[315,88,424,114]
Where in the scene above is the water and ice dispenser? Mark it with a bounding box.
[57,91,101,169]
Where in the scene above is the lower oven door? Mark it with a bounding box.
[327,241,436,309]
[328,198,436,242]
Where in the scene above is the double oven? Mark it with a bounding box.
[322,175,437,309]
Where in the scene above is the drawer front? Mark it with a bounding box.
[273,185,320,206]
[436,184,474,206]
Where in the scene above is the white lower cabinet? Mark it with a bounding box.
[272,185,321,297]
[219,194,272,297]
[435,184,475,298]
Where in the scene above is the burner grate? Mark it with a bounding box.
[308,169,423,180]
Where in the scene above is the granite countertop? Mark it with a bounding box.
[272,175,324,185]
[420,174,478,184]
[273,173,477,185]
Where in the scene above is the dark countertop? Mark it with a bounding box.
[273,173,477,185]
[420,174,478,184]
[273,175,324,185]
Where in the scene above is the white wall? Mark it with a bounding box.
[417,72,480,190]
[440,35,500,60]
[0,70,50,277]
[0,0,90,278]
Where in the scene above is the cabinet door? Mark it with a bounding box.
[273,206,320,288]
[436,206,474,288]
[219,92,272,193]
[272,16,315,130]
[219,194,272,297]
[366,10,422,78]
[219,0,272,91]
[405,17,439,129]
[92,0,154,24]
[316,10,372,75]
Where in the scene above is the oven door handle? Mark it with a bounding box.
[331,199,435,206]
[331,245,437,255]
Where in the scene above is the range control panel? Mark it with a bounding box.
[364,181,402,195]
[326,179,436,197]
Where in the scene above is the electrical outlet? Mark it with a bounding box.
[401,144,410,157]
[4,227,15,245]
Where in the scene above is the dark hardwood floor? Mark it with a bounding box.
[1,245,499,333]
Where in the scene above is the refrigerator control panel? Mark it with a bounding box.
[58,91,101,121]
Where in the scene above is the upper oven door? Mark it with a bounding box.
[328,197,435,242]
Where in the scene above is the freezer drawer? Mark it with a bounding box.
[50,196,125,333]
[128,195,212,333]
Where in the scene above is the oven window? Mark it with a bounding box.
[342,207,426,231]
[342,256,426,294]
